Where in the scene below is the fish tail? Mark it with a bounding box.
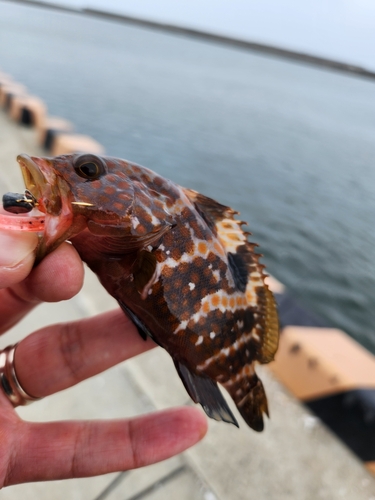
[223,366,269,432]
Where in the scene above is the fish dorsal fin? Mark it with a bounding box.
[182,188,236,227]
[183,187,279,364]
[182,188,249,256]
[227,245,279,364]
[258,286,279,363]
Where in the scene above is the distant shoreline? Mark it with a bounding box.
[4,0,375,80]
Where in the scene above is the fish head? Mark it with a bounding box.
[17,153,170,259]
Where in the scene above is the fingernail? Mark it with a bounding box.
[0,231,38,267]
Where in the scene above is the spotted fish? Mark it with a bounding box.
[12,153,279,431]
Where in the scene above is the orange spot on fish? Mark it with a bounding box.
[211,294,220,307]
[104,186,116,195]
[113,202,124,211]
[198,242,208,254]
[203,301,210,313]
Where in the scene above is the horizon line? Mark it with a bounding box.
[3,0,375,81]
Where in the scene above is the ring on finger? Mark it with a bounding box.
[0,343,40,406]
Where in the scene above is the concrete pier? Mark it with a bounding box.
[1,111,375,499]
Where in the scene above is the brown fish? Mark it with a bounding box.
[13,153,279,431]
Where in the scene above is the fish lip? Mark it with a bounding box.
[17,154,48,201]
[16,154,63,215]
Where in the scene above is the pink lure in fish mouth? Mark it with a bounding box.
[0,156,49,232]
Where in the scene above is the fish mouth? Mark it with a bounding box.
[15,154,76,262]
[17,154,62,215]
[17,154,47,200]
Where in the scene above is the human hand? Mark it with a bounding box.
[0,230,207,487]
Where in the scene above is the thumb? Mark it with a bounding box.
[0,231,39,289]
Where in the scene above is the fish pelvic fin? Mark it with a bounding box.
[174,360,239,427]
[223,367,269,432]
[118,300,154,342]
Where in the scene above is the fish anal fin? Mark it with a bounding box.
[224,369,268,432]
[174,361,239,427]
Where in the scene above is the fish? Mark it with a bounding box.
[9,153,279,431]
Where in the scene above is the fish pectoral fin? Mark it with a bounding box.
[118,300,155,342]
[134,222,173,248]
[132,250,158,298]
[86,221,172,255]
[174,361,239,427]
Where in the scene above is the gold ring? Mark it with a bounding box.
[0,344,40,406]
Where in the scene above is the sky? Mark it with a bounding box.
[52,0,375,71]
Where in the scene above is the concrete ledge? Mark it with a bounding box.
[8,94,47,128]
[38,116,74,150]
[0,83,27,110]
[0,69,104,157]
[265,274,285,294]
[50,133,105,155]
[270,326,375,468]
[270,326,375,400]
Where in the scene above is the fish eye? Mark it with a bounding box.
[73,154,106,180]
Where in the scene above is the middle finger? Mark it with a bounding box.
[14,309,156,399]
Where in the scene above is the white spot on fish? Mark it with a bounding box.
[174,319,188,334]
[213,270,220,282]
[151,214,160,225]
[210,331,216,339]
[189,282,195,291]
[222,346,231,356]
[195,336,204,346]
[131,216,140,229]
